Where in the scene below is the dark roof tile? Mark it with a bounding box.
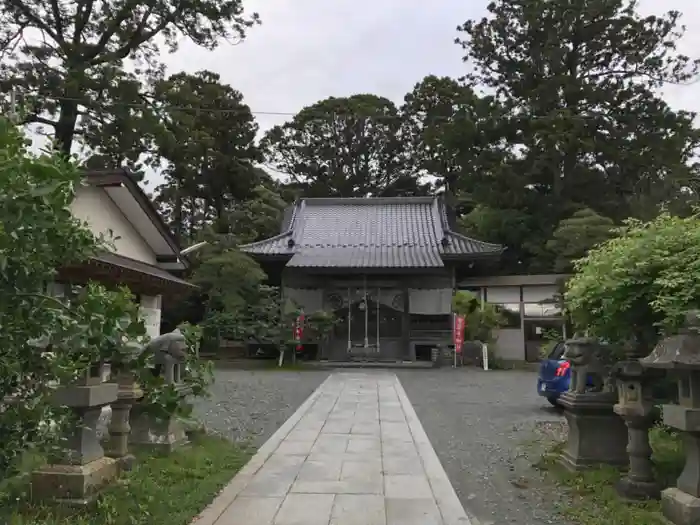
[241,196,502,268]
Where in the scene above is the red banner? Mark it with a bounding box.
[453,314,466,353]
[294,313,305,351]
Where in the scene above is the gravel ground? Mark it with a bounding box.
[397,367,569,525]
[192,368,330,447]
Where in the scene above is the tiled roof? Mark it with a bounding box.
[240,196,503,269]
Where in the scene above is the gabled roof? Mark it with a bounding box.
[240,196,503,269]
[84,170,188,270]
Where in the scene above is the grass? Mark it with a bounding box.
[0,434,252,525]
[538,425,684,525]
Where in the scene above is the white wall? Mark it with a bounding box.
[139,295,162,338]
[485,286,520,304]
[71,186,157,264]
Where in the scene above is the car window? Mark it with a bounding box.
[548,342,566,360]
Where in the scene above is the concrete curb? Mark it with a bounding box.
[190,374,334,525]
[394,376,477,525]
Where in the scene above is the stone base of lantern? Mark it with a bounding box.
[32,379,118,504]
[558,391,629,472]
[661,488,700,525]
[31,456,118,505]
[129,408,189,453]
[615,476,661,501]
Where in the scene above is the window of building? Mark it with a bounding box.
[522,302,562,318]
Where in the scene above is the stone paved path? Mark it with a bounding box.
[194,371,473,525]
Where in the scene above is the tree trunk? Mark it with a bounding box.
[173,181,183,245]
[55,99,79,157]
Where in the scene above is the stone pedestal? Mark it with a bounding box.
[558,390,629,471]
[31,366,118,504]
[613,360,662,500]
[558,335,628,471]
[105,372,143,471]
[129,333,190,453]
[658,406,700,524]
[129,406,189,453]
[641,311,700,519]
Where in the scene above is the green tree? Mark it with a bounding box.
[546,208,615,273]
[152,71,262,243]
[191,239,266,316]
[456,0,700,270]
[0,118,145,478]
[227,182,290,244]
[0,0,259,159]
[566,212,700,352]
[401,75,508,199]
[261,94,431,198]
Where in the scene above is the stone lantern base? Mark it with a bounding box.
[662,488,700,525]
[31,381,118,504]
[31,457,118,505]
[129,402,189,453]
[558,390,629,471]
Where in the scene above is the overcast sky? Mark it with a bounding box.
[149,0,700,188]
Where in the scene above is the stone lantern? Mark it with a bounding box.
[612,359,661,499]
[641,311,700,524]
[105,340,145,470]
[129,329,190,452]
[31,361,119,504]
[558,335,628,471]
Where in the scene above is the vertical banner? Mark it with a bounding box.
[453,314,466,354]
[294,312,305,351]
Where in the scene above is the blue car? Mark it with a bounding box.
[537,341,571,406]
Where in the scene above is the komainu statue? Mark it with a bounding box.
[564,337,613,394]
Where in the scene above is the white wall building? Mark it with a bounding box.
[55,170,196,338]
[459,274,570,363]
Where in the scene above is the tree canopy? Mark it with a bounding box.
[261,94,431,198]
[448,0,700,272]
[566,212,700,351]
[151,70,262,243]
[0,0,259,160]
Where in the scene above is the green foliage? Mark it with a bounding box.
[538,329,562,359]
[151,71,263,242]
[305,310,337,342]
[452,291,504,343]
[0,0,259,160]
[262,94,432,198]
[0,434,251,525]
[566,212,700,351]
[0,119,146,478]
[539,425,683,525]
[135,322,213,419]
[447,0,700,272]
[401,75,506,195]
[546,208,615,273]
[226,182,290,244]
[192,241,266,315]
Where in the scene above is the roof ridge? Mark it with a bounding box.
[299,196,437,205]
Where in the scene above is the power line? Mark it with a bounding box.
[3,91,679,126]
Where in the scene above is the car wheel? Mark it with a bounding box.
[547,397,560,407]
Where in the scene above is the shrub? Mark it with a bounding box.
[0,119,145,478]
[566,212,700,352]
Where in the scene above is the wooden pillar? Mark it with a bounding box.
[401,286,411,361]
